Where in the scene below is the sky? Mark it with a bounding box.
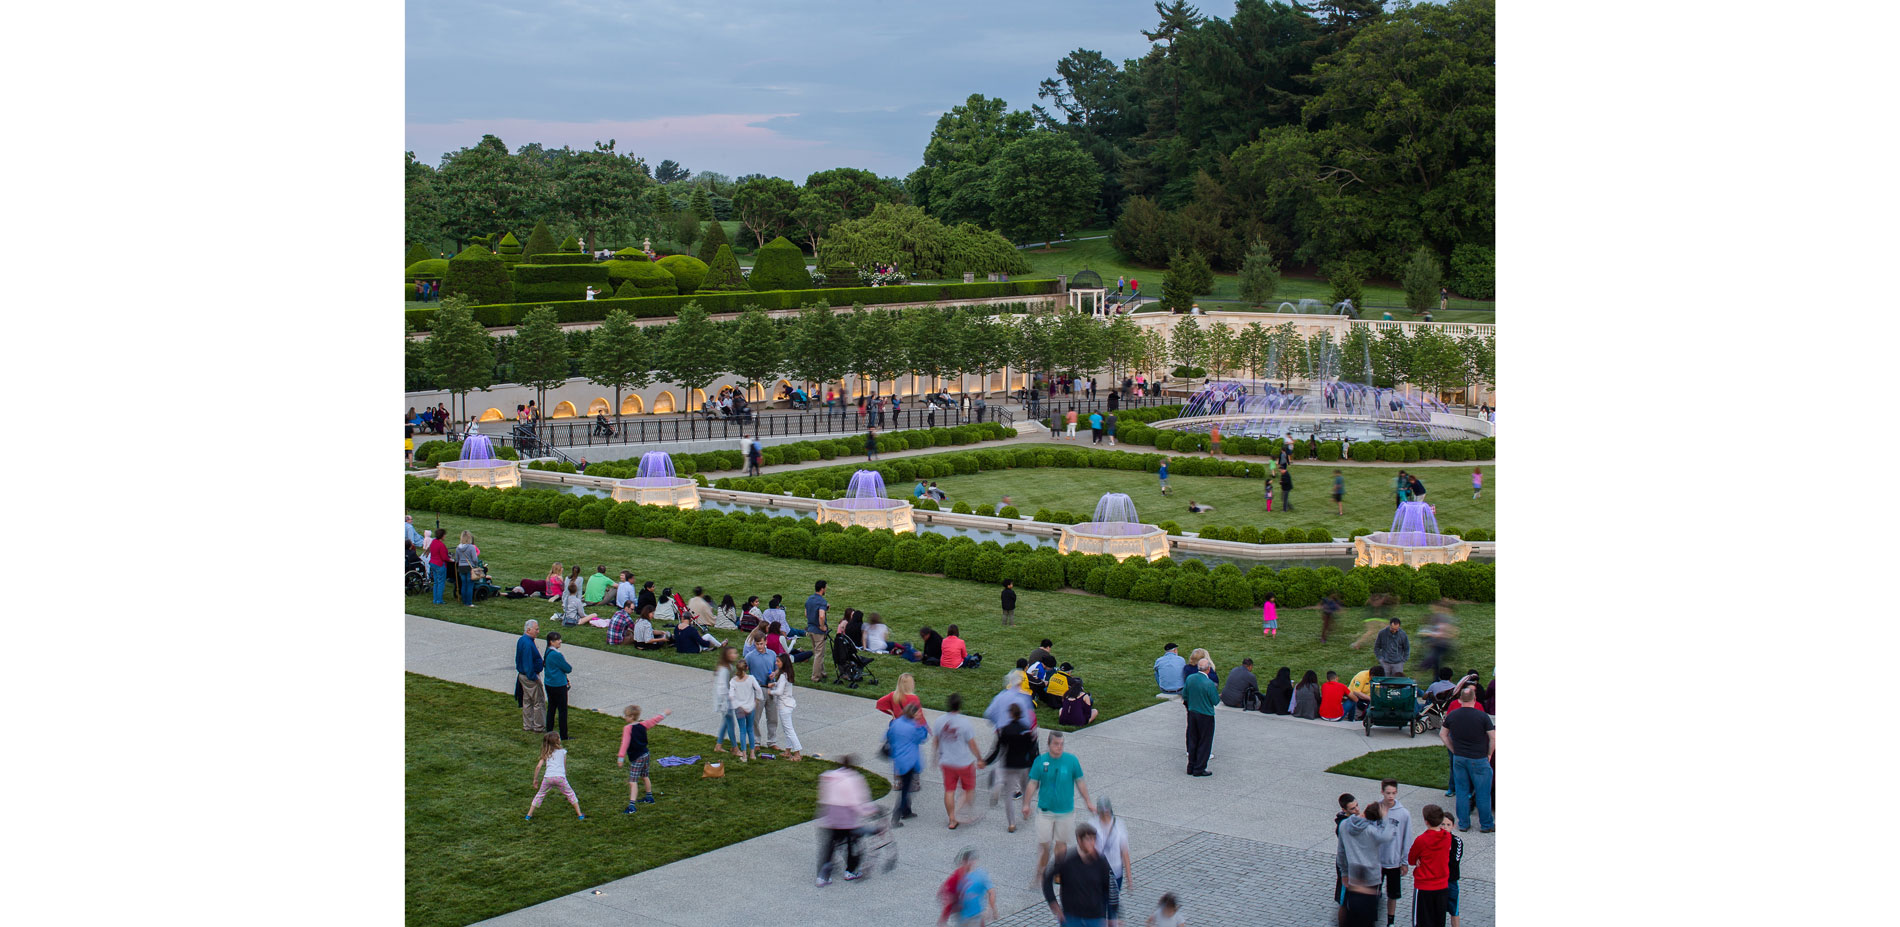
[406,0,1240,181]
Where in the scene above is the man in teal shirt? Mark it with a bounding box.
[1025,731,1095,885]
[1088,411,1104,444]
[1184,657,1218,777]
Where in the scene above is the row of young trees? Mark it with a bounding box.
[413,296,1494,424]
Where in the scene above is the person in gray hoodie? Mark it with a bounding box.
[1374,617,1410,676]
[1336,800,1402,927]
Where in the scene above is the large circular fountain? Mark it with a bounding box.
[611,452,701,509]
[1354,501,1471,568]
[1057,493,1170,561]
[814,469,914,532]
[434,433,520,488]
[1154,379,1492,445]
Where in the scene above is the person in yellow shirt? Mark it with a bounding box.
[1342,663,1380,722]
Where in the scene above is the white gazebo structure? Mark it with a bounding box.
[1065,269,1112,317]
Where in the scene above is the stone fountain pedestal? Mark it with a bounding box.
[1352,532,1471,568]
[434,459,521,488]
[814,498,915,532]
[1057,523,1170,561]
[612,480,701,508]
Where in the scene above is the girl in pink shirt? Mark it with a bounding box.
[1262,593,1279,638]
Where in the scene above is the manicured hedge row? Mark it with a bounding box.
[711,445,1269,501]
[527,253,594,265]
[1077,406,1496,462]
[513,263,610,284]
[416,440,522,465]
[524,422,1016,480]
[403,476,1496,609]
[406,278,1059,330]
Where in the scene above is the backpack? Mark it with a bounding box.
[1241,685,1261,712]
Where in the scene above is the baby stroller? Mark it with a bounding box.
[1416,673,1479,732]
[404,547,428,594]
[832,634,880,690]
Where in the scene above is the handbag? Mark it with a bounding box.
[701,762,725,779]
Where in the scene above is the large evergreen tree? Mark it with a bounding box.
[1236,237,1281,307]
[988,131,1102,248]
[522,220,559,261]
[701,244,749,291]
[697,219,731,264]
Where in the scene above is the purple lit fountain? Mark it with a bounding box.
[610,452,701,509]
[1353,500,1471,568]
[814,469,915,532]
[1057,492,1169,561]
[434,432,521,488]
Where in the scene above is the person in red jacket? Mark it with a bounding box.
[1319,670,1350,721]
[1407,804,1454,927]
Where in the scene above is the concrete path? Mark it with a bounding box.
[407,616,1495,927]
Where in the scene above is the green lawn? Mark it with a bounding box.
[924,458,1494,536]
[405,673,884,927]
[406,512,1494,728]
[1016,236,1495,322]
[1326,745,1450,791]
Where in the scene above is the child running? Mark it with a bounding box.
[1148,892,1185,927]
[1471,467,1483,500]
[1261,592,1279,638]
[617,705,672,814]
[525,731,584,821]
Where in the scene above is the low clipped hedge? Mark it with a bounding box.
[606,259,678,296]
[406,278,1059,330]
[543,422,1016,482]
[513,263,610,284]
[527,253,594,265]
[657,254,709,294]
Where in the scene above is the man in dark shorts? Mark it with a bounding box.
[1333,469,1346,515]
[1377,778,1412,926]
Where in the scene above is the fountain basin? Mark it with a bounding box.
[611,477,701,508]
[435,458,520,488]
[814,496,915,532]
[1353,531,1471,568]
[1057,522,1170,561]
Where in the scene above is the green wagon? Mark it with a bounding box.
[1363,676,1424,737]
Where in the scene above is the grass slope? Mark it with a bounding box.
[1017,237,1495,322]
[405,513,1494,728]
[405,673,884,927]
[923,459,1494,535]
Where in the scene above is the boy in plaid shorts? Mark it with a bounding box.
[618,705,672,814]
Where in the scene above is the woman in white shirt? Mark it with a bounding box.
[769,653,802,761]
[863,613,890,653]
[727,661,765,762]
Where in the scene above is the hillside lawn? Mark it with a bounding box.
[404,511,1495,730]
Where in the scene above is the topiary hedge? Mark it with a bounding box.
[702,244,749,292]
[405,258,449,279]
[404,279,1060,329]
[606,257,678,296]
[747,236,813,291]
[443,244,513,305]
[656,254,709,294]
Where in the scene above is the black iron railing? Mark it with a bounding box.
[487,404,1019,450]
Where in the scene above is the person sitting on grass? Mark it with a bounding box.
[1292,670,1322,719]
[1341,663,1381,722]
[862,613,890,653]
[582,565,614,608]
[1186,500,1214,514]
[605,606,637,646]
[632,605,671,650]
[920,626,945,666]
[674,611,720,654]
[1058,686,1099,727]
[940,625,969,669]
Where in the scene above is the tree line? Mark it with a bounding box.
[410,298,1493,424]
[906,0,1495,296]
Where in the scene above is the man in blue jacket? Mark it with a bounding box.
[516,619,546,733]
[1153,643,1187,698]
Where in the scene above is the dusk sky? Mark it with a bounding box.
[406,0,1241,180]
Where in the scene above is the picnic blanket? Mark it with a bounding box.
[656,755,701,768]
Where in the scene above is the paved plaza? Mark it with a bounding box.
[406,615,1494,927]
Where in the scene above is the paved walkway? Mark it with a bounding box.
[407,616,1495,927]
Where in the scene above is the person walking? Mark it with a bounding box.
[516,619,546,733]
[1376,779,1412,927]
[1041,822,1113,927]
[1157,459,1170,496]
[770,653,803,761]
[728,660,764,762]
[1064,408,1078,440]
[1471,467,1483,500]
[1105,411,1117,446]
[543,631,574,740]
[886,701,929,825]
[866,427,879,461]
[1374,617,1410,676]
[616,704,671,813]
[1278,464,1294,513]
[1261,592,1279,639]
[985,701,1037,834]
[1209,422,1221,457]
[523,731,584,821]
[1333,469,1346,515]
[1183,658,1217,777]
[1001,578,1018,627]
[713,646,739,754]
[816,755,876,885]
[943,847,998,927]
[1393,470,1411,509]
[1093,799,1133,927]
[1440,686,1495,832]
[1027,731,1096,884]
[1320,591,1343,643]
[1089,411,1103,444]
[934,693,983,829]
[805,580,831,683]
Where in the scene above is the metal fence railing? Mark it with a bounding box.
[483,404,1019,451]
